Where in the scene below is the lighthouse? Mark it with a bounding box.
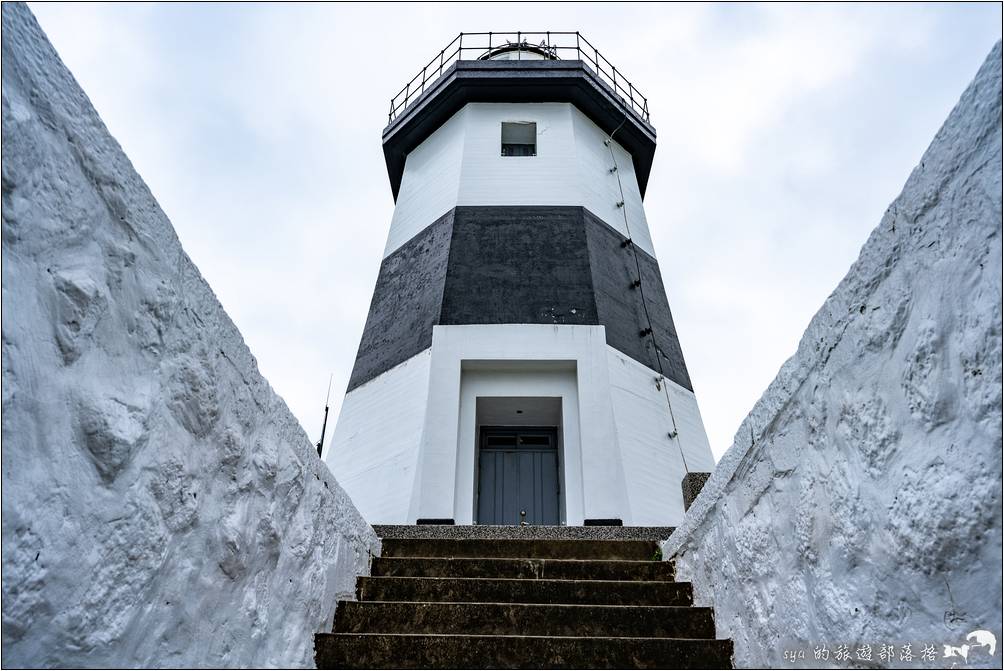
[325,32,715,527]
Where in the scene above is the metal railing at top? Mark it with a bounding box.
[387,31,651,125]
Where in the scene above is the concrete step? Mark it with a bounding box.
[315,633,734,669]
[334,601,715,638]
[315,528,731,669]
[357,576,692,606]
[374,524,676,541]
[380,537,659,561]
[371,556,676,581]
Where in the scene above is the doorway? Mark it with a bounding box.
[476,427,560,525]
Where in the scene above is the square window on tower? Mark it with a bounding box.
[501,121,537,157]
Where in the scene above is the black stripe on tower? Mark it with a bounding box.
[346,206,693,393]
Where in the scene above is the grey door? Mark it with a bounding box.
[476,427,559,525]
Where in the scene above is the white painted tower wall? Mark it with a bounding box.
[386,103,655,258]
[327,102,714,526]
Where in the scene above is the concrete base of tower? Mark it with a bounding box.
[324,324,715,527]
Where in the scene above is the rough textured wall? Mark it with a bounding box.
[1,4,379,668]
[664,43,1002,668]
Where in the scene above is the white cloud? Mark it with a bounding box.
[28,2,1002,458]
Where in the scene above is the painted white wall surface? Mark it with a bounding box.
[384,102,655,258]
[569,105,654,256]
[455,365,582,524]
[325,351,432,524]
[0,6,380,668]
[329,326,714,526]
[409,324,628,523]
[385,107,466,257]
[456,103,580,208]
[606,348,714,526]
[663,44,1002,669]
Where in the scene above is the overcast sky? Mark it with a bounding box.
[30,2,1001,459]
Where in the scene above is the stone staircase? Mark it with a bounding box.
[315,526,733,669]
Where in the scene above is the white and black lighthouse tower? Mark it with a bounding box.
[325,33,715,527]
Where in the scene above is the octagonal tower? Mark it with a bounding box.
[324,32,714,527]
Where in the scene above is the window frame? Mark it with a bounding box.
[500,121,537,157]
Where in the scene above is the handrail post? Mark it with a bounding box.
[517,31,521,60]
[458,32,463,60]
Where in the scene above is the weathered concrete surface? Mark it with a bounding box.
[370,556,677,580]
[374,524,675,540]
[663,42,1003,668]
[356,575,693,606]
[380,537,659,560]
[681,471,711,511]
[320,529,732,669]
[316,633,734,670]
[334,600,716,638]
[1,3,378,667]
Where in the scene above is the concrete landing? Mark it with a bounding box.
[374,524,675,541]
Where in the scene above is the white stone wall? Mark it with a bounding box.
[384,102,655,258]
[1,4,379,668]
[663,43,1003,669]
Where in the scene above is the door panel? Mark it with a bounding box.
[539,449,559,523]
[503,450,519,525]
[476,427,559,525]
[477,451,498,526]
